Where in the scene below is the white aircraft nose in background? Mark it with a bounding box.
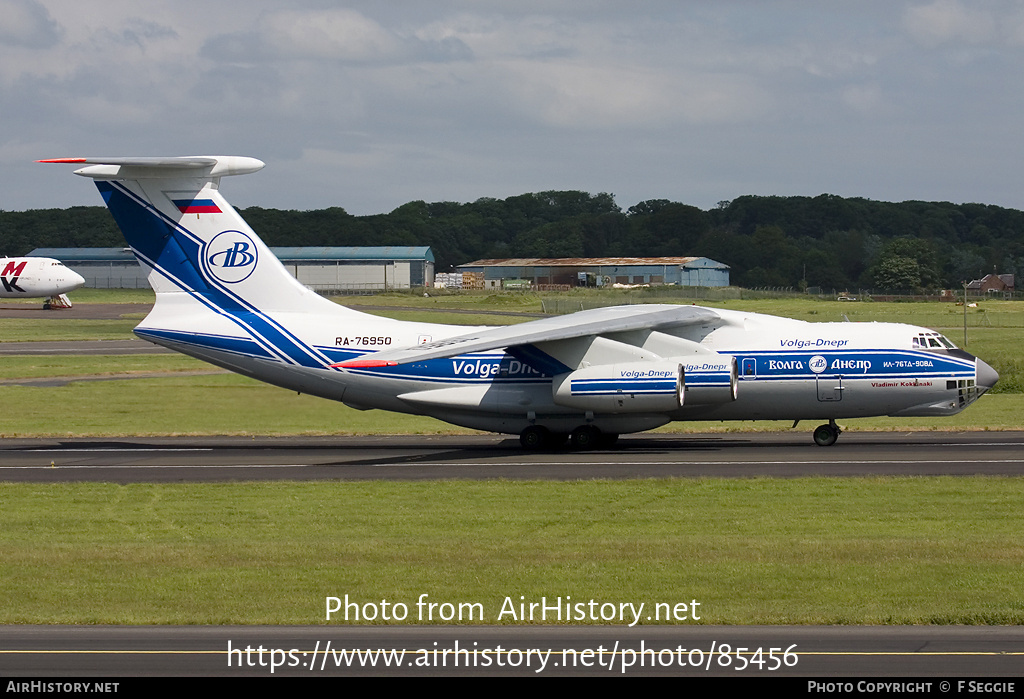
[0,256,86,307]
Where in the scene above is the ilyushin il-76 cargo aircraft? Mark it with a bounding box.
[42,156,998,448]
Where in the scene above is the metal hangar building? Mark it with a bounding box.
[457,256,730,289]
[29,246,435,292]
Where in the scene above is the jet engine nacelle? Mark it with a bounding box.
[680,355,739,405]
[552,361,684,413]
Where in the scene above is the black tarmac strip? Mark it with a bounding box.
[0,431,1023,483]
[0,339,172,356]
[0,302,150,320]
[1,624,1023,679]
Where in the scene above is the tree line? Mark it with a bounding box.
[2,192,1022,291]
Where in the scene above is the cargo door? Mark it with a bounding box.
[816,374,844,402]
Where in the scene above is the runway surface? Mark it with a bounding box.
[0,302,150,320]
[0,339,171,356]
[1,431,1023,482]
[3,624,1023,677]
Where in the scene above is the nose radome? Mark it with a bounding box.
[977,358,999,391]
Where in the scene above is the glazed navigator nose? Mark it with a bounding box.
[976,357,999,391]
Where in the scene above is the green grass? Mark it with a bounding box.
[0,318,139,342]
[0,354,207,380]
[337,290,1024,329]
[69,288,156,304]
[366,310,532,326]
[333,290,544,311]
[696,297,1024,328]
[2,478,1022,625]
[0,374,452,437]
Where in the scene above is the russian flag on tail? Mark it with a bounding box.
[173,198,222,214]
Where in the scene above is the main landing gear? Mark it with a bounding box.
[519,425,618,451]
[812,419,841,447]
[519,425,552,450]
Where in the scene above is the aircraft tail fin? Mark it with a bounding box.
[38,156,340,315]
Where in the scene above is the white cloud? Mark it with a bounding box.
[904,0,996,46]
[500,59,769,129]
[0,0,60,48]
[841,83,884,114]
[3,1,1024,215]
[260,9,402,62]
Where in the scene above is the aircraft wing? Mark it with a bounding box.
[336,304,720,367]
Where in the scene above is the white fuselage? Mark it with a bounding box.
[137,296,989,437]
[0,257,85,298]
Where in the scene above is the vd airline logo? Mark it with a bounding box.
[205,231,258,284]
[808,355,828,374]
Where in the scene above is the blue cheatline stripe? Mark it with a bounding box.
[131,328,553,385]
[507,344,570,376]
[97,181,210,293]
[134,328,277,360]
[725,350,975,380]
[732,348,975,370]
[571,380,677,396]
[683,376,733,386]
[99,180,331,370]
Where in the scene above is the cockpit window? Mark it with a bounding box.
[914,332,957,350]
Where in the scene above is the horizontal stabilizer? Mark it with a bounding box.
[38,156,265,179]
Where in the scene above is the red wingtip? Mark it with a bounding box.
[330,359,398,369]
[37,158,87,163]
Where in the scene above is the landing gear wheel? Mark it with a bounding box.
[570,425,602,450]
[813,422,840,447]
[599,433,619,449]
[520,425,551,450]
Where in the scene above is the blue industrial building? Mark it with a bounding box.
[29,246,435,292]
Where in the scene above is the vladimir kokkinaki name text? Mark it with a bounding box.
[325,594,700,624]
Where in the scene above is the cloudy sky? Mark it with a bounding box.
[4,0,1024,216]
